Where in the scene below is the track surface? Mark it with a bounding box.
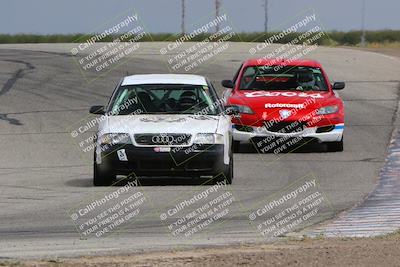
[0,43,399,258]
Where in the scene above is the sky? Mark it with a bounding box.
[1,0,399,34]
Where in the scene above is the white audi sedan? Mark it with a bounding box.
[89,74,234,186]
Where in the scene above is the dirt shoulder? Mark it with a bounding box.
[3,233,400,267]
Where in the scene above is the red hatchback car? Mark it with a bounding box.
[222,58,345,153]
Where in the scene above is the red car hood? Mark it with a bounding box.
[229,90,342,124]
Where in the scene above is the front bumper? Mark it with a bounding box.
[96,144,226,178]
[233,124,344,143]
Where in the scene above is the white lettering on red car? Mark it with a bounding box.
[244,91,324,99]
[265,103,305,109]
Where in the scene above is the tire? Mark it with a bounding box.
[326,137,344,152]
[222,154,233,184]
[93,164,115,186]
[93,152,115,186]
[233,140,240,153]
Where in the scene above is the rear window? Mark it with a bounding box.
[239,66,328,91]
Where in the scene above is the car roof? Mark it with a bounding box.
[243,58,322,68]
[121,74,208,86]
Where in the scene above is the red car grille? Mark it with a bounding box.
[263,121,306,133]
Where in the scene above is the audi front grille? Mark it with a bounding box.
[134,133,192,146]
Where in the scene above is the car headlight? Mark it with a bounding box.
[99,133,131,145]
[230,104,254,114]
[316,105,339,115]
[193,133,224,144]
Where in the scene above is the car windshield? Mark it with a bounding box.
[108,84,219,115]
[239,66,328,91]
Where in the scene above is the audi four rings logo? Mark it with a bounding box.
[151,135,175,143]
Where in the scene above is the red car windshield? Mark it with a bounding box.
[239,66,329,91]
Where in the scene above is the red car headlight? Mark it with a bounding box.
[230,104,254,114]
[316,105,339,115]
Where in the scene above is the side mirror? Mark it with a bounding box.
[225,106,239,116]
[89,105,105,115]
[332,82,345,90]
[221,80,234,88]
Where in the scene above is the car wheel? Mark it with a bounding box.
[223,154,233,184]
[233,141,240,153]
[326,137,344,152]
[93,152,115,186]
[93,164,115,186]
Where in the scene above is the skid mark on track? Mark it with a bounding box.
[0,59,35,125]
[0,113,22,125]
[0,59,35,96]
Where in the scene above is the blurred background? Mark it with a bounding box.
[1,0,399,46]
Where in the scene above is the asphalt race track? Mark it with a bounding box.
[0,43,399,258]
